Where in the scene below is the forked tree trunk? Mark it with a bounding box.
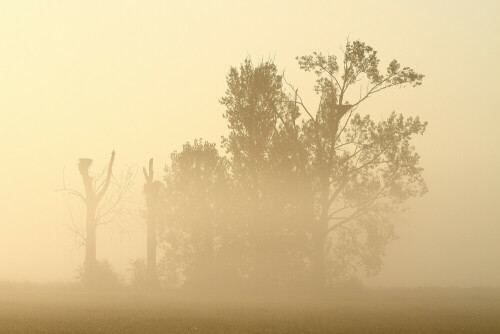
[79,151,115,281]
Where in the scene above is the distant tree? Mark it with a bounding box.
[76,259,122,289]
[58,151,135,286]
[143,158,161,287]
[159,140,230,289]
[266,98,313,290]
[220,59,286,290]
[278,40,427,288]
[128,258,148,288]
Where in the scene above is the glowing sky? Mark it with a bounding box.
[0,0,499,286]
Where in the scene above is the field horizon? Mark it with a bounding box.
[1,283,498,333]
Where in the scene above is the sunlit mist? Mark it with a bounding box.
[0,1,499,333]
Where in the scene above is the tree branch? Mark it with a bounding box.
[282,74,316,122]
[55,188,85,202]
[96,150,115,202]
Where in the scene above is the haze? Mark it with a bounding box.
[0,0,499,289]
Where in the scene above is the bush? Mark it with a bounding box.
[128,258,148,288]
[76,260,122,289]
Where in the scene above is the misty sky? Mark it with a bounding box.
[0,0,499,287]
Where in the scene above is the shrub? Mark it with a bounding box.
[76,260,122,289]
[128,258,148,288]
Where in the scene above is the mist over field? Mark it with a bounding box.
[0,0,499,332]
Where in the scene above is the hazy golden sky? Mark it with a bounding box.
[0,0,499,286]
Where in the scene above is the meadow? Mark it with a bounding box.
[0,285,498,333]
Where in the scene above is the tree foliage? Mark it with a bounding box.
[160,139,232,288]
[155,39,427,290]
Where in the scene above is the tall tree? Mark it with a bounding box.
[79,151,115,276]
[59,151,134,285]
[267,102,313,290]
[220,59,285,290]
[280,40,427,288]
[160,140,230,289]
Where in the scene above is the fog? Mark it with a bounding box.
[0,0,499,293]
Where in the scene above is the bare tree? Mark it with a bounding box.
[58,151,135,283]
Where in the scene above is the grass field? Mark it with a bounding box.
[0,285,498,333]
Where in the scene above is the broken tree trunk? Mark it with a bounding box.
[143,158,161,287]
[78,151,115,280]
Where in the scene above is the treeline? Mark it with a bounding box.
[66,40,427,293]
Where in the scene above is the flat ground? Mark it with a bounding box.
[0,285,498,333]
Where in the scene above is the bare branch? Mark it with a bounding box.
[334,104,357,145]
[55,188,85,202]
[61,193,86,248]
[96,150,115,201]
[282,74,315,122]
[95,166,136,225]
[327,172,397,233]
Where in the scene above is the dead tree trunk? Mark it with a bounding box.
[143,158,161,287]
[78,151,115,279]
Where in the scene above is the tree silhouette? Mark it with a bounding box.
[284,40,426,288]
[143,158,161,287]
[58,39,428,293]
[59,151,134,286]
[160,140,230,289]
[217,40,427,290]
[79,152,114,275]
[220,59,288,290]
